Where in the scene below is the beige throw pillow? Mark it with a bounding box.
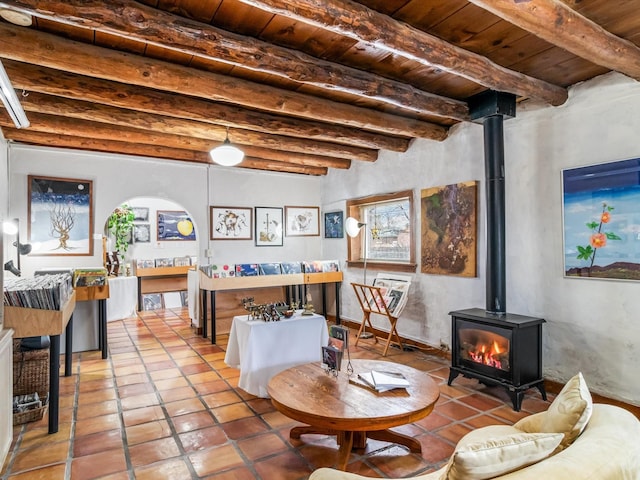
[440,425,563,480]
[520,372,592,450]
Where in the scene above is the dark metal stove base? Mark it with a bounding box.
[448,366,547,411]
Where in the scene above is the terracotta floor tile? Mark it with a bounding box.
[134,458,192,480]
[125,419,173,446]
[186,371,221,384]
[237,432,289,460]
[165,397,206,417]
[154,376,190,391]
[10,440,69,472]
[145,360,177,372]
[73,428,123,457]
[115,372,148,387]
[70,448,127,479]
[193,379,232,395]
[189,444,245,477]
[128,436,181,467]
[5,463,66,479]
[172,410,217,433]
[201,390,242,409]
[178,425,228,453]
[149,368,183,381]
[77,388,117,405]
[253,450,313,480]
[211,402,255,423]
[221,417,270,440]
[76,399,119,420]
[180,362,213,375]
[18,423,72,450]
[437,423,473,444]
[122,405,166,427]
[158,386,196,403]
[435,400,480,421]
[118,382,156,397]
[120,392,160,410]
[74,413,121,437]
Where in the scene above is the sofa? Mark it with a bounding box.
[309,373,640,480]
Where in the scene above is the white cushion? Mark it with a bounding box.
[439,425,563,480]
[516,372,592,450]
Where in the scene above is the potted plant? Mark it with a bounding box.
[107,204,135,261]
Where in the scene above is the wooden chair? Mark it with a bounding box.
[351,282,403,356]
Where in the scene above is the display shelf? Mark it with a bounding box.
[133,265,194,278]
[74,285,110,302]
[4,292,76,338]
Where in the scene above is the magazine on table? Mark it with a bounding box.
[354,370,410,392]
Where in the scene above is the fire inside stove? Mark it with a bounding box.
[459,328,510,371]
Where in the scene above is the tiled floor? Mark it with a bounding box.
[2,307,553,480]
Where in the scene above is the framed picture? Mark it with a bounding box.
[285,206,320,236]
[210,206,252,240]
[28,175,94,256]
[324,211,344,238]
[157,210,196,241]
[142,293,164,311]
[131,206,149,222]
[132,223,151,243]
[421,181,478,277]
[562,157,640,280]
[255,207,283,246]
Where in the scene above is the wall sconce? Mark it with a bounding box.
[209,127,244,167]
[345,216,368,284]
[3,218,32,276]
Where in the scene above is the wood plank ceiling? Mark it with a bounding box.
[0,0,638,175]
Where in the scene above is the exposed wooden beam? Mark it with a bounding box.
[3,60,410,152]
[236,0,569,105]
[467,0,640,81]
[0,23,448,140]
[0,0,469,121]
[0,109,352,169]
[1,129,329,175]
[16,92,366,164]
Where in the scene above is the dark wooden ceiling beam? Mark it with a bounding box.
[0,109,353,168]
[16,91,366,164]
[236,0,569,105]
[1,129,329,175]
[3,60,409,153]
[0,0,469,122]
[0,23,448,140]
[467,0,640,81]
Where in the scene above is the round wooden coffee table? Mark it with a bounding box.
[267,358,440,470]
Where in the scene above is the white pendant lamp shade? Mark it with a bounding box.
[345,216,365,237]
[210,129,244,166]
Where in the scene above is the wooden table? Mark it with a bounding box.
[4,293,76,434]
[267,358,440,470]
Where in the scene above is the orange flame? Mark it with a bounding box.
[470,340,503,369]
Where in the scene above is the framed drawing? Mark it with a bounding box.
[255,207,283,246]
[420,180,478,277]
[210,206,252,240]
[28,175,94,256]
[563,157,640,280]
[285,206,320,236]
[157,210,196,241]
[131,206,149,222]
[132,223,151,243]
[324,211,344,238]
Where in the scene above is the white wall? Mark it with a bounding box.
[322,72,640,405]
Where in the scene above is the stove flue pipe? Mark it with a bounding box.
[469,91,516,315]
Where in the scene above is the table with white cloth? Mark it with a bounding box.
[224,312,329,397]
[106,276,138,322]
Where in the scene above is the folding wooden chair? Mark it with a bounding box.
[351,282,403,356]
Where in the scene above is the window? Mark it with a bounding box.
[346,190,416,273]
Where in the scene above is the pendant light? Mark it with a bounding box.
[209,127,244,167]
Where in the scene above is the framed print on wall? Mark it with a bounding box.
[324,211,344,238]
[157,210,196,241]
[255,207,283,246]
[131,206,149,222]
[210,206,252,240]
[562,157,640,280]
[285,206,320,236]
[28,175,94,256]
[133,223,151,243]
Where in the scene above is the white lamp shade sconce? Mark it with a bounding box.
[209,127,244,167]
[3,218,32,277]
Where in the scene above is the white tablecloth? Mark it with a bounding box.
[106,276,138,322]
[224,312,329,397]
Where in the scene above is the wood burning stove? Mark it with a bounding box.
[448,308,546,411]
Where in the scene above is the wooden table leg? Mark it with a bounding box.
[336,431,354,471]
[367,429,422,453]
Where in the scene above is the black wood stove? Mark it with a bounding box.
[448,308,546,411]
[447,91,546,411]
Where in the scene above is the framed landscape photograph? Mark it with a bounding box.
[562,157,640,280]
[210,206,252,240]
[157,210,196,241]
[285,206,320,236]
[255,207,283,246]
[28,175,94,256]
[324,211,344,238]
